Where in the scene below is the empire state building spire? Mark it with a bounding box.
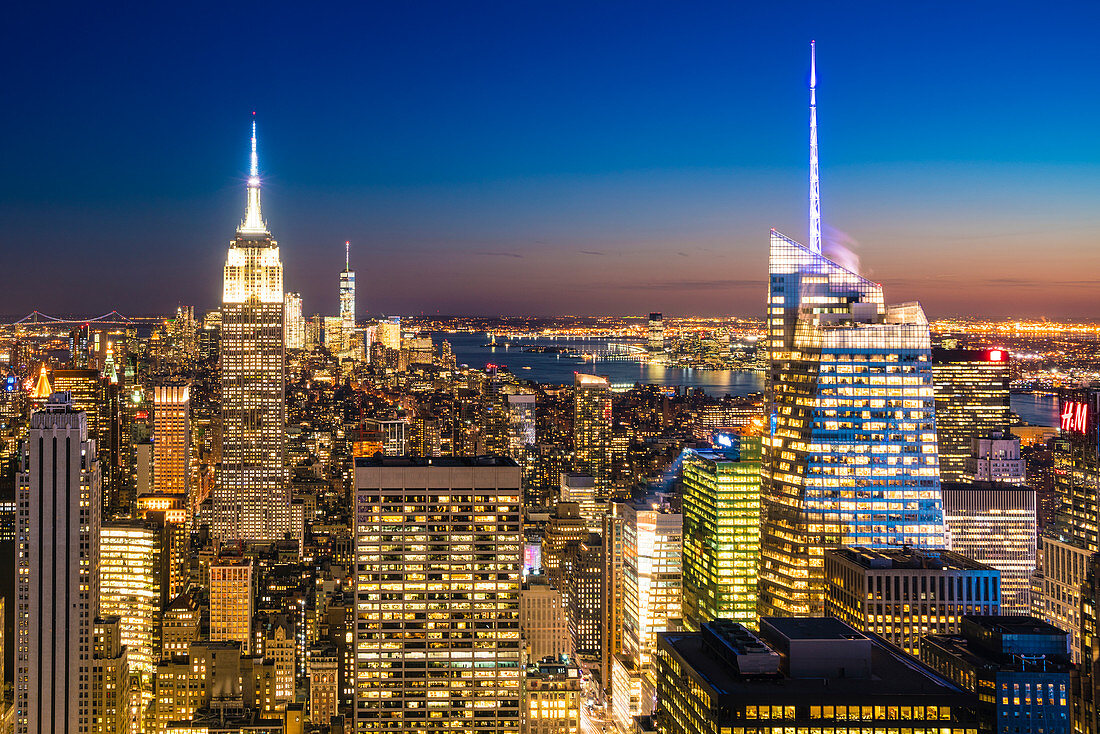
[239,114,267,235]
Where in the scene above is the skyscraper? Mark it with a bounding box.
[16,393,102,734]
[647,312,664,352]
[931,347,1012,483]
[153,383,190,503]
[340,240,357,359]
[573,373,611,492]
[758,45,944,617]
[209,555,254,654]
[216,118,288,542]
[681,438,762,630]
[100,519,169,679]
[353,457,523,733]
[283,292,305,350]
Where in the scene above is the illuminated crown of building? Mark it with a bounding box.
[809,40,821,254]
[238,115,268,235]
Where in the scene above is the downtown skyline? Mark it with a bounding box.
[2,2,1099,318]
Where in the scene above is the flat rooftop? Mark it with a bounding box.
[763,616,870,641]
[828,546,992,572]
[354,455,519,468]
[661,632,969,702]
[963,615,1066,637]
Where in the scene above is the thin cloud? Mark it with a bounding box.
[474,251,524,258]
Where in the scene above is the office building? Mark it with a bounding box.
[506,393,537,460]
[921,616,1072,734]
[340,240,357,359]
[681,438,762,630]
[561,533,604,659]
[612,502,682,728]
[655,616,981,734]
[942,483,1037,614]
[760,46,945,618]
[964,431,1026,484]
[161,592,201,659]
[216,118,289,542]
[520,576,571,661]
[601,504,625,695]
[573,373,612,493]
[647,313,664,352]
[284,291,305,350]
[376,318,400,351]
[15,393,102,734]
[932,347,1012,484]
[523,657,582,734]
[824,547,1001,655]
[1040,390,1100,662]
[91,617,131,734]
[560,472,601,532]
[353,457,523,733]
[153,383,190,500]
[100,519,170,679]
[210,555,254,653]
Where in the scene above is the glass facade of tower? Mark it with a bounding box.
[760,230,944,617]
[339,262,356,358]
[681,439,762,629]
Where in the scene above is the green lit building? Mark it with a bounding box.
[681,439,762,629]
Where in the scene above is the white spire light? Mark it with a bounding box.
[809,40,821,254]
[240,112,267,235]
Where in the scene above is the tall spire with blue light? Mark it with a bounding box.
[239,113,267,235]
[808,40,821,254]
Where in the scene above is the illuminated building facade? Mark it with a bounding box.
[506,392,537,460]
[91,617,131,734]
[523,658,582,734]
[353,457,523,733]
[824,547,1000,655]
[760,229,944,618]
[217,119,289,542]
[942,483,1036,614]
[964,432,1026,484]
[648,312,664,352]
[681,438,762,630]
[100,519,169,678]
[209,556,254,653]
[921,616,1072,734]
[931,347,1012,483]
[284,291,305,350]
[573,373,612,492]
[153,383,190,501]
[16,394,101,734]
[655,617,981,734]
[601,505,625,695]
[340,240,357,358]
[613,502,681,728]
[1040,390,1100,662]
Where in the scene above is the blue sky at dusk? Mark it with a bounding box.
[2,2,1098,318]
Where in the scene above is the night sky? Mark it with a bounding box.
[2,2,1098,318]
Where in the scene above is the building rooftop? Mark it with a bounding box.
[660,628,971,702]
[963,615,1066,638]
[761,616,870,642]
[354,455,519,468]
[827,546,994,572]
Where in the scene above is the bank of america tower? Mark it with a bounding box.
[758,43,945,617]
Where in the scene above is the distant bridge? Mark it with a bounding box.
[8,310,138,326]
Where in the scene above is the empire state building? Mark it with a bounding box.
[215,119,288,542]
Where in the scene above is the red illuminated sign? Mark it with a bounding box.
[1062,401,1089,434]
[988,349,1004,361]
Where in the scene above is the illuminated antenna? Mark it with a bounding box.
[809,40,821,254]
[239,112,267,234]
[346,240,350,270]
